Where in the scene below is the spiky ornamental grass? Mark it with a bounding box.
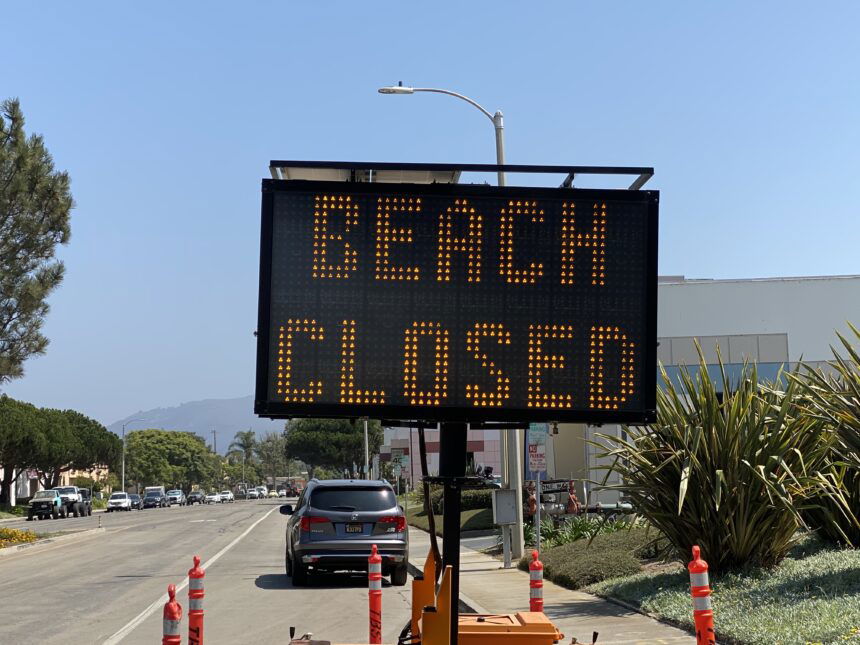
[791,323,860,545]
[593,348,839,572]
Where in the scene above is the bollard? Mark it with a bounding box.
[529,550,544,612]
[188,555,205,645]
[162,583,182,645]
[688,545,716,645]
[368,544,382,644]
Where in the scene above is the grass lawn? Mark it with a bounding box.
[587,539,860,645]
[0,505,27,519]
[406,506,494,536]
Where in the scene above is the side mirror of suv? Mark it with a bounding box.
[279,504,294,515]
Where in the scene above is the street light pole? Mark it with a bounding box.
[363,417,370,480]
[121,419,143,493]
[378,84,506,186]
[378,83,524,562]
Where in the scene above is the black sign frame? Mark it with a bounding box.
[255,178,658,424]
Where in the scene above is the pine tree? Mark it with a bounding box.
[0,98,72,383]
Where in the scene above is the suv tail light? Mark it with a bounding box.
[300,516,328,531]
[378,516,406,532]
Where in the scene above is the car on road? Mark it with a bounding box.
[142,491,168,508]
[281,479,409,587]
[268,490,279,498]
[246,488,259,500]
[107,492,132,512]
[278,489,287,498]
[129,494,143,510]
[219,490,234,503]
[27,489,64,520]
[256,486,268,499]
[187,490,205,505]
[204,492,220,504]
[166,490,186,506]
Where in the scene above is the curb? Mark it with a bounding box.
[0,527,106,558]
[587,590,700,642]
[0,508,107,524]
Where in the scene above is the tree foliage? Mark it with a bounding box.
[284,418,382,479]
[0,98,73,383]
[0,397,119,500]
[229,430,257,463]
[256,432,286,484]
[125,429,218,491]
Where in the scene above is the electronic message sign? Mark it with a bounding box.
[255,179,658,423]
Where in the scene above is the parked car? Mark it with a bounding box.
[246,488,259,500]
[219,490,234,503]
[281,479,408,587]
[187,490,206,505]
[107,491,132,512]
[143,491,168,508]
[166,490,186,506]
[54,486,90,518]
[278,489,287,498]
[267,489,278,498]
[204,492,220,504]
[256,486,268,499]
[27,489,64,520]
[129,494,143,510]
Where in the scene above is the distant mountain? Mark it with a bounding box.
[108,396,284,454]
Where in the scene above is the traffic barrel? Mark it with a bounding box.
[688,545,716,645]
[162,583,182,645]
[529,550,544,612]
[368,544,383,644]
[188,555,205,645]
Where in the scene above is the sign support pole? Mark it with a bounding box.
[439,422,467,645]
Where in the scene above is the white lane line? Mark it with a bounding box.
[103,506,278,644]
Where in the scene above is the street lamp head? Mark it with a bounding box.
[378,84,414,95]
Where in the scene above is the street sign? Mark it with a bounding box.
[528,443,547,473]
[256,179,658,423]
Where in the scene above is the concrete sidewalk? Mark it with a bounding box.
[408,527,692,645]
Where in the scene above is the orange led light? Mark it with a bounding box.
[436,199,483,282]
[588,325,634,410]
[498,200,544,284]
[277,320,324,403]
[338,320,385,405]
[402,321,448,405]
[527,323,574,409]
[561,201,607,286]
[375,196,421,281]
[312,194,358,279]
[465,322,511,407]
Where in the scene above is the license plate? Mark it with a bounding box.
[346,523,362,533]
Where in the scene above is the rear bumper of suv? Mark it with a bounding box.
[294,540,408,572]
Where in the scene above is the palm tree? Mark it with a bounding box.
[229,430,257,465]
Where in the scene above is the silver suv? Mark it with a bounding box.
[281,479,408,587]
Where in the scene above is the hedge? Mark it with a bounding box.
[518,527,655,590]
[430,488,494,514]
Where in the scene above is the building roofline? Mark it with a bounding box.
[659,274,860,285]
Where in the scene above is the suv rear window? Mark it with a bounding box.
[310,487,396,512]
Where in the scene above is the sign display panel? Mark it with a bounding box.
[256,179,658,423]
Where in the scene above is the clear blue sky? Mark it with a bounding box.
[3,1,859,424]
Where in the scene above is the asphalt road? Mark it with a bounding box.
[0,500,413,644]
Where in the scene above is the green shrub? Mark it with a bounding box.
[520,515,629,549]
[519,528,652,589]
[430,488,493,514]
[594,349,836,572]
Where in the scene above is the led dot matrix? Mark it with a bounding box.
[499,200,545,284]
[339,320,385,405]
[312,195,358,279]
[437,199,483,283]
[465,323,511,407]
[375,196,421,281]
[589,326,634,410]
[527,324,575,409]
[561,201,607,286]
[403,321,449,406]
[277,319,324,402]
